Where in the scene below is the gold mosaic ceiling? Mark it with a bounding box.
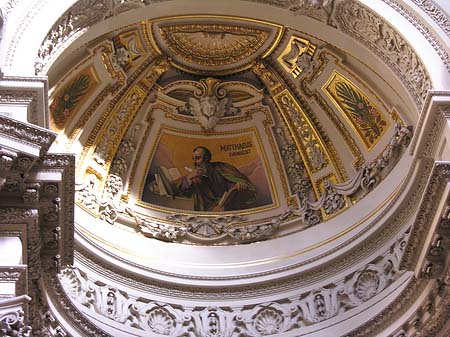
[50,16,411,244]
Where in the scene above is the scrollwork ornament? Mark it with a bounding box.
[133,214,187,241]
[98,174,125,223]
[226,222,280,242]
[335,0,431,107]
[321,180,345,215]
[75,174,97,211]
[0,309,32,337]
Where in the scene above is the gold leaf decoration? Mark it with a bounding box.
[323,71,389,150]
[159,24,270,67]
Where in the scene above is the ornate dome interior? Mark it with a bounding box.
[0,1,449,337]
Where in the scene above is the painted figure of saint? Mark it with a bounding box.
[176,146,256,211]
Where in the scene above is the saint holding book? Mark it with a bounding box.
[175,146,257,211]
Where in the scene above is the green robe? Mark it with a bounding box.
[177,162,256,211]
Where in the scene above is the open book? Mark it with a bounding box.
[154,166,181,196]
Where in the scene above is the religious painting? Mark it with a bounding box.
[323,71,389,150]
[140,129,274,212]
[50,66,100,131]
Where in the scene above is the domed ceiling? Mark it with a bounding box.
[4,0,450,336]
[47,14,414,246]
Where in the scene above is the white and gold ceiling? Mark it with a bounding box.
[3,0,450,336]
[37,0,432,319]
[47,14,415,245]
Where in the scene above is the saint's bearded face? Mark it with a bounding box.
[192,148,208,170]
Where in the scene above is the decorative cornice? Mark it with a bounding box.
[0,90,38,125]
[34,0,109,75]
[0,115,55,156]
[5,0,49,70]
[410,0,450,38]
[381,0,450,74]
[401,162,450,270]
[409,91,450,157]
[335,0,432,109]
[345,277,429,337]
[62,235,406,336]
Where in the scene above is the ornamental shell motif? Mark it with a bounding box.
[353,270,380,301]
[59,268,81,298]
[254,308,283,335]
[147,308,175,335]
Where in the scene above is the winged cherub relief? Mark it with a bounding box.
[181,77,236,131]
[188,95,229,131]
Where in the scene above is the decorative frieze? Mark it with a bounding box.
[59,233,407,336]
[0,116,55,156]
[335,0,432,109]
[401,162,450,271]
[410,0,450,37]
[34,0,110,75]
[384,0,450,75]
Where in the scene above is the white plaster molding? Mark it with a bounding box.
[58,234,407,337]
[0,295,32,337]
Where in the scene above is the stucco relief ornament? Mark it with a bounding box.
[0,309,32,337]
[187,78,231,131]
[189,96,228,131]
[58,235,406,336]
[0,147,17,189]
[98,174,127,223]
[289,0,337,27]
[195,308,230,337]
[75,175,97,211]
